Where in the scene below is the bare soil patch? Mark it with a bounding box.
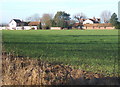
[2,52,119,85]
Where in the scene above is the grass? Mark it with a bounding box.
[2,30,119,77]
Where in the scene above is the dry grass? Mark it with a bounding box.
[2,52,120,85]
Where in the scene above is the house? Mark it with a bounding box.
[83,23,115,29]
[83,19,94,24]
[9,19,30,30]
[83,17,100,24]
[8,19,41,30]
[9,19,22,29]
[73,18,114,29]
[28,21,41,30]
[74,17,101,29]
[28,21,40,26]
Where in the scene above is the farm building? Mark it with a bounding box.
[83,19,94,24]
[74,17,101,29]
[83,17,100,24]
[28,21,40,26]
[28,21,41,30]
[83,23,115,29]
[73,17,114,29]
[9,19,30,30]
[8,19,40,30]
[9,19,22,29]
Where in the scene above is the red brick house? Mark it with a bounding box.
[83,23,115,29]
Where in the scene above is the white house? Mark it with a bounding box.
[8,19,39,30]
[9,19,22,29]
[83,19,94,24]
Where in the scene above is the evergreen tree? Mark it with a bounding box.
[54,11,71,28]
[110,13,118,26]
[110,13,120,29]
[37,22,42,29]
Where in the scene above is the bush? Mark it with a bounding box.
[115,22,120,29]
[41,25,50,30]
[30,27,35,30]
[37,24,42,29]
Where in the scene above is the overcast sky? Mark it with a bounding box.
[0,0,119,24]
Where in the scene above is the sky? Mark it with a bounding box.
[0,0,120,24]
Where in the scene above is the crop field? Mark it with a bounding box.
[2,30,119,77]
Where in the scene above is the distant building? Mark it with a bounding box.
[83,23,115,29]
[118,1,120,22]
[9,19,22,28]
[28,21,40,26]
[74,17,101,28]
[8,19,40,30]
[83,19,94,24]
[28,21,41,30]
[9,19,30,29]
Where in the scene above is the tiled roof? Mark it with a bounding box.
[28,22,40,26]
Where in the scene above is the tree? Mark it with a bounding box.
[115,22,120,29]
[67,19,76,29]
[37,22,42,29]
[40,13,53,29]
[53,11,71,28]
[100,10,111,23]
[26,13,40,22]
[74,13,86,29]
[110,13,120,29]
[110,13,118,26]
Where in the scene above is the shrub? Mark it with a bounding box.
[30,27,35,30]
[115,22,120,29]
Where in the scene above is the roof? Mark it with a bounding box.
[13,19,22,23]
[21,22,29,26]
[10,19,29,26]
[83,19,94,24]
[28,21,40,26]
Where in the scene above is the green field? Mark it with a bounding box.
[2,30,119,76]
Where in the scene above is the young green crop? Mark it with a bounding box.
[2,30,119,77]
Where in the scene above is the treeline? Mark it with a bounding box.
[26,11,120,29]
[31,11,75,29]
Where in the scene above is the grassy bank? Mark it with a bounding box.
[2,30,119,76]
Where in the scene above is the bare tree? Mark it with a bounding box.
[74,13,86,20]
[74,13,87,29]
[40,13,53,28]
[26,13,40,22]
[100,10,111,23]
